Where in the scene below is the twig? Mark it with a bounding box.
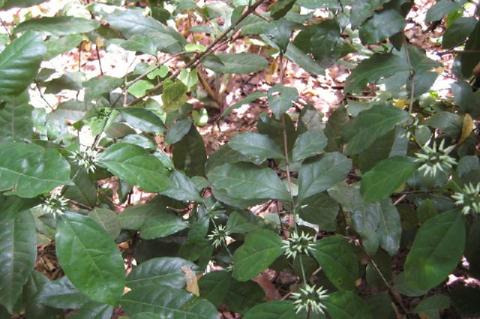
[95,44,104,76]
[368,257,410,316]
[127,0,267,106]
[0,18,12,40]
[35,82,53,111]
[403,41,416,114]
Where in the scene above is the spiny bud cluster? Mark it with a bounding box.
[452,183,480,215]
[415,140,456,177]
[281,231,316,259]
[42,193,69,218]
[207,225,230,248]
[291,284,329,314]
[69,148,98,173]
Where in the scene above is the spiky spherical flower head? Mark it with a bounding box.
[282,231,316,259]
[207,225,231,248]
[69,148,98,173]
[415,140,456,177]
[42,193,69,218]
[452,183,480,215]
[291,284,329,314]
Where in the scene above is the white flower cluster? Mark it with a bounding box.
[207,225,230,248]
[69,148,98,173]
[42,193,69,218]
[281,231,316,259]
[291,284,329,314]
[452,183,480,215]
[415,140,456,177]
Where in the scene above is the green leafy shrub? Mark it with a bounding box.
[0,0,479,318]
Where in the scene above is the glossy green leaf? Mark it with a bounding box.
[37,276,90,309]
[160,170,202,202]
[222,91,266,118]
[102,9,184,53]
[127,257,197,290]
[298,152,352,201]
[139,209,188,240]
[56,212,125,305]
[270,0,296,19]
[97,143,170,193]
[0,143,71,198]
[267,85,298,119]
[350,0,390,27]
[443,17,477,49]
[313,235,359,290]
[359,10,405,44]
[23,271,62,319]
[243,301,298,319]
[403,211,465,293]
[229,132,284,164]
[203,53,268,74]
[0,210,36,312]
[294,19,353,67]
[0,31,45,95]
[207,163,290,204]
[0,103,32,143]
[44,34,83,59]
[1,0,45,8]
[324,291,372,319]
[345,105,409,155]
[426,0,461,23]
[15,17,99,36]
[120,108,165,134]
[292,130,327,162]
[233,229,283,281]
[173,126,207,177]
[70,302,114,319]
[166,119,192,145]
[121,286,218,319]
[299,193,339,231]
[414,294,450,319]
[89,208,121,239]
[460,20,480,77]
[360,156,417,202]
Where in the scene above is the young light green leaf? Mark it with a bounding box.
[229,132,284,164]
[298,152,352,201]
[233,229,283,281]
[56,212,125,305]
[292,130,328,162]
[0,210,36,312]
[0,143,71,198]
[313,235,359,291]
[14,17,100,36]
[0,31,45,95]
[121,286,218,319]
[360,156,417,202]
[203,53,268,74]
[97,143,171,193]
[403,211,465,293]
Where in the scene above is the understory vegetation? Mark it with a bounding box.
[0,0,479,318]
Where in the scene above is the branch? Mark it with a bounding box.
[127,0,267,106]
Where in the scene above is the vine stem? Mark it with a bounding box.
[368,257,410,316]
[127,0,267,106]
[278,53,308,287]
